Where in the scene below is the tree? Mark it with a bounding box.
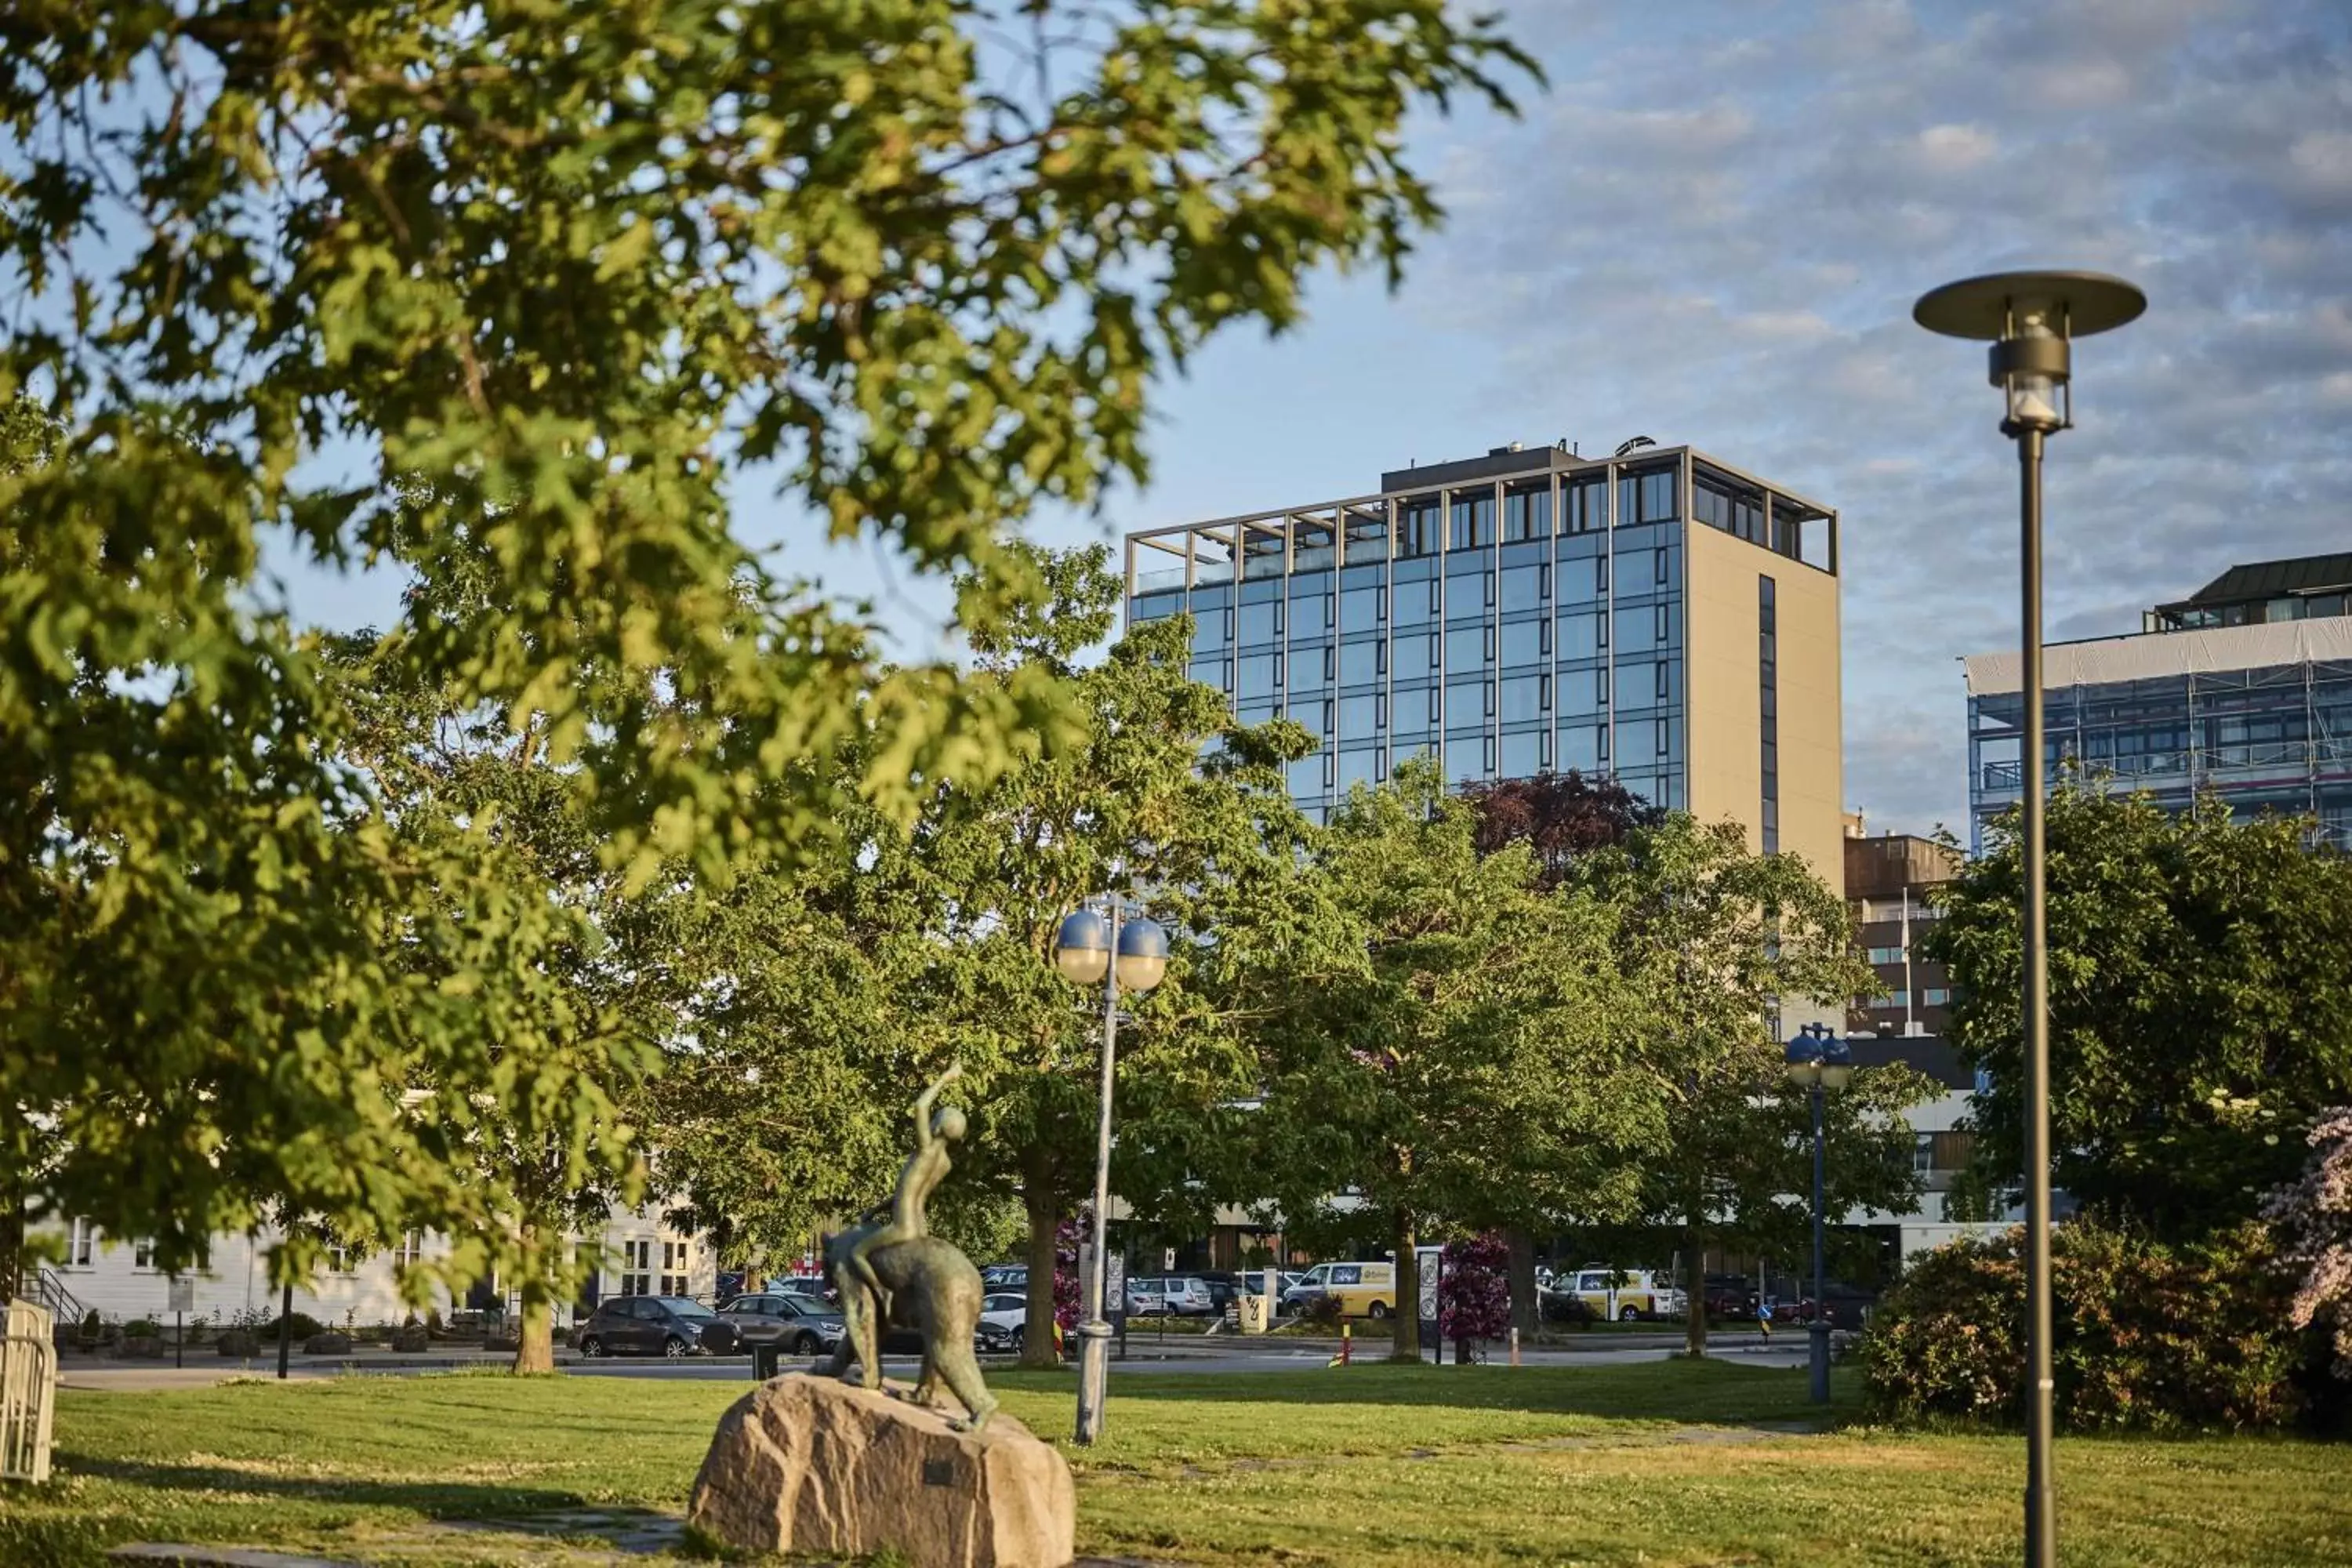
[1926,787,2352,1240]
[887,545,1326,1366]
[0,5,1530,1272]
[1247,762,1668,1362]
[1464,769,1664,891]
[325,630,655,1374]
[1565,815,1926,1356]
[1465,768,1661,1328]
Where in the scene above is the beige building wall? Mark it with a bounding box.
[1680,520,1844,892]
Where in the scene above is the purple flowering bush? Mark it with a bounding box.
[1437,1232,1512,1352]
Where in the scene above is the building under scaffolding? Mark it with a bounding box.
[1964,554,2352,851]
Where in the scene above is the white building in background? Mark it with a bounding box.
[27,1199,717,1329]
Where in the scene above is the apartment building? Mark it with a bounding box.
[1843,822,1962,1038]
[1123,440,1846,882]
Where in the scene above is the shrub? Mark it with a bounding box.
[258,1312,326,1342]
[120,1319,160,1338]
[1301,1293,1344,1330]
[1437,1232,1512,1349]
[1860,1218,2302,1432]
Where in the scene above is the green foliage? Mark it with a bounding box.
[1563,816,1927,1294]
[1860,1218,2303,1432]
[1241,760,1670,1359]
[0,2,1526,1279]
[1926,787,2352,1240]
[257,1312,328,1344]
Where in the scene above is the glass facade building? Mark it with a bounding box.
[1123,442,1845,875]
[1964,555,2352,851]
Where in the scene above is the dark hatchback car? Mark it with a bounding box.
[715,1292,935,1359]
[575,1295,728,1358]
[716,1292,849,1356]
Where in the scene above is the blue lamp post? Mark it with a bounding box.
[1784,1022,1853,1405]
[1051,902,1168,1445]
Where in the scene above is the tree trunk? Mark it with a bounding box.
[514,1293,556,1374]
[1505,1227,1538,1340]
[1388,1208,1421,1362]
[512,1218,557,1374]
[1020,1154,1062,1370]
[1683,1207,1708,1359]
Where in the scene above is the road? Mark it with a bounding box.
[58,1332,1817,1392]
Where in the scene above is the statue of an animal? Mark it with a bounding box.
[819,1225,996,1434]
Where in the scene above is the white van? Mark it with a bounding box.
[1281,1260,1399,1318]
[1566,1265,1686,1322]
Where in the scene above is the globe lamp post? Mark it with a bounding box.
[1051,902,1168,1445]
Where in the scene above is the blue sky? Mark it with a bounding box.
[282,0,2352,837]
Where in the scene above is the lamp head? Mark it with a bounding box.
[1820,1037,1855,1092]
[1912,270,2145,437]
[1052,908,1111,986]
[1784,1033,1824,1088]
[1114,916,1170,994]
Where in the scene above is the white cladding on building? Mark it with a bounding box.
[28,1201,717,1329]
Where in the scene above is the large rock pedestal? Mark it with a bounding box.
[689,1374,1074,1568]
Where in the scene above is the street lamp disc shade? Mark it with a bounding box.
[1053,908,1111,985]
[1912,270,2147,341]
[1784,1034,1824,1087]
[1820,1038,1856,1091]
[1114,917,1170,993]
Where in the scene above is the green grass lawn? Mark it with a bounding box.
[3,1361,2347,1566]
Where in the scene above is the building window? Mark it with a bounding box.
[1873,989,1911,1009]
[1923,987,1952,1007]
[1566,476,1607,533]
[1504,485,1552,541]
[1760,575,1778,854]
[395,1231,424,1268]
[1449,492,1495,550]
[132,1239,157,1272]
[327,1244,354,1274]
[67,1218,96,1269]
[1618,466,1679,526]
[1866,946,1904,965]
[1399,498,1442,557]
[1912,1134,1935,1178]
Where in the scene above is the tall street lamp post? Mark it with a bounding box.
[1915,269,2145,1568]
[1783,1022,1852,1406]
[1051,901,1169,1446]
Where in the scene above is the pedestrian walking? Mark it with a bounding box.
[1756,1295,1774,1341]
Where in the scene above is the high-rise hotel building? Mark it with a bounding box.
[1123,441,1846,881]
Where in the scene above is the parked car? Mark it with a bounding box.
[575,1295,728,1358]
[1127,1276,1218,1317]
[1700,1274,1755,1321]
[1192,1271,1246,1312]
[975,1290,1029,1352]
[1239,1269,1308,1312]
[1792,1281,1878,1330]
[981,1263,1029,1291]
[715,1293,848,1356]
[1561,1265,1685,1323]
[1537,1285,1599,1325]
[772,1275,834,1303]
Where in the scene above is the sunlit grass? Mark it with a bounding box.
[1,1362,2343,1565]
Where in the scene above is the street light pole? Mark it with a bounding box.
[1915,270,2145,1568]
[1784,1022,1851,1406]
[1076,901,1120,1447]
[1052,900,1169,1446]
[1809,1068,1827,1405]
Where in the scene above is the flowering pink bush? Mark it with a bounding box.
[1054,1214,1084,1333]
[2265,1109,2352,1378]
[1437,1232,1512,1352]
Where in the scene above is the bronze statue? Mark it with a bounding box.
[819,1066,996,1433]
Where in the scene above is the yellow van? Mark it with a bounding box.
[1565,1265,1685,1322]
[1287,1260,1399,1318]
